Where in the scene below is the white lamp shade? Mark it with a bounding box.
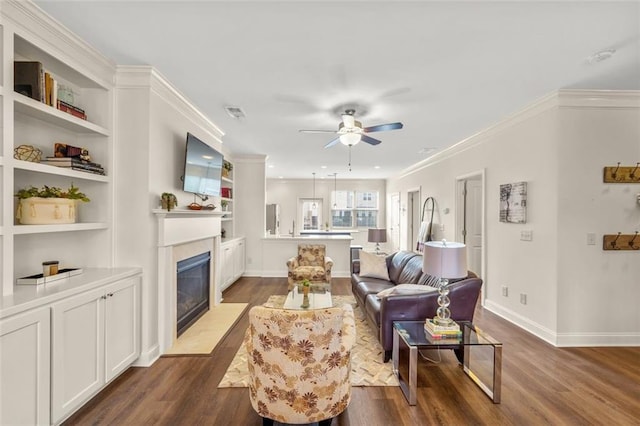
[422,240,467,279]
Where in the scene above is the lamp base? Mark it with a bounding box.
[432,316,454,327]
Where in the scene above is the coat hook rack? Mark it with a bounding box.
[603,232,640,251]
[603,162,640,183]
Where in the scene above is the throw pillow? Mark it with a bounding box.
[376,283,439,298]
[359,250,390,281]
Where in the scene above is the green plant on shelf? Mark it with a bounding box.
[15,184,90,202]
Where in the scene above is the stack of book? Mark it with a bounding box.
[14,61,87,120]
[424,319,462,341]
[40,156,105,175]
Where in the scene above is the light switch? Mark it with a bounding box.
[587,233,596,245]
[520,230,533,241]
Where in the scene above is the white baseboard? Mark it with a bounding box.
[484,299,640,347]
[134,344,160,367]
[484,299,557,345]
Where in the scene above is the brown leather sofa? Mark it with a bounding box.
[351,250,482,362]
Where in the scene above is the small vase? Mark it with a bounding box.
[301,294,310,309]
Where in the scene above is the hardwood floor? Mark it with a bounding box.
[64,277,640,425]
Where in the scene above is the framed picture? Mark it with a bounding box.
[500,182,527,223]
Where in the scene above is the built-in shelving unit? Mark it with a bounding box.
[221,160,234,239]
[1,2,116,296]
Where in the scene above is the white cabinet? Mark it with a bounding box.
[220,237,245,291]
[0,308,51,426]
[51,275,140,424]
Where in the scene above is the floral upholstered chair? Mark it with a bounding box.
[286,244,333,290]
[245,304,356,426]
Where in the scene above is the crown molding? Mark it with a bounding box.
[116,65,224,144]
[397,89,640,179]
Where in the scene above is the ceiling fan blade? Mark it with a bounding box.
[363,122,404,133]
[324,136,341,148]
[361,134,382,146]
[299,129,338,134]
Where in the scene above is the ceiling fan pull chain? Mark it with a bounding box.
[349,145,352,172]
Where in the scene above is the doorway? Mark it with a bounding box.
[456,171,485,297]
[407,189,421,252]
[389,192,401,252]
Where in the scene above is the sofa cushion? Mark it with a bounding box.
[376,283,439,298]
[387,251,419,284]
[359,251,390,280]
[396,255,425,284]
[353,278,394,304]
[289,265,326,282]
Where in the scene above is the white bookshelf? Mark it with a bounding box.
[1,1,116,296]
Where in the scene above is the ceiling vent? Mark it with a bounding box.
[224,106,246,119]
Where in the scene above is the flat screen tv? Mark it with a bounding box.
[182,132,223,197]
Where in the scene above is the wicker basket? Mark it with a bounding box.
[16,198,77,224]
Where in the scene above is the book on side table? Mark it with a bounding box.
[424,318,462,339]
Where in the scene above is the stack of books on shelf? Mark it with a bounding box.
[40,157,105,175]
[424,319,462,342]
[14,61,87,120]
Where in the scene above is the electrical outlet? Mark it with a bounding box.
[586,233,596,245]
[247,257,253,264]
[520,230,533,241]
[501,286,508,297]
[440,224,445,232]
[520,293,527,305]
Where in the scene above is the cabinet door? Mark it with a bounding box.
[0,308,51,426]
[51,288,105,424]
[105,276,140,382]
[233,240,245,280]
[222,245,233,288]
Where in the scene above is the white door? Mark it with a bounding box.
[0,308,51,426]
[456,176,483,279]
[51,288,105,424]
[407,190,420,251]
[105,277,140,382]
[389,193,401,252]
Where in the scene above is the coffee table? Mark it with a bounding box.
[392,320,502,405]
[282,283,332,310]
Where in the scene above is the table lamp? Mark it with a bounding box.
[422,240,467,326]
[368,228,387,255]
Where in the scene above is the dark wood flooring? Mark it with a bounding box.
[64,277,640,425]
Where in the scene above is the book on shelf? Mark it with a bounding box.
[56,100,87,120]
[14,61,44,101]
[221,187,232,198]
[41,157,105,175]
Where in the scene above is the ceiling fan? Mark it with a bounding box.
[299,109,403,148]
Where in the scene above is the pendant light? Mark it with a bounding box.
[333,173,338,208]
[312,172,316,209]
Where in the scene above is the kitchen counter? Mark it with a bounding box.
[261,235,352,277]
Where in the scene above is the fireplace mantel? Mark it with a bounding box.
[154,210,223,353]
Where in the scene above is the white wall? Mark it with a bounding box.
[266,178,387,251]
[114,66,227,364]
[387,90,639,346]
[234,156,266,277]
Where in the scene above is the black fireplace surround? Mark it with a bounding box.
[176,251,211,336]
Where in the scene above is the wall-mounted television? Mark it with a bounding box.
[182,132,223,197]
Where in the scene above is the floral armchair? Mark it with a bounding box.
[286,244,333,290]
[245,304,356,426]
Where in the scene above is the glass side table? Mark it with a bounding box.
[392,320,502,405]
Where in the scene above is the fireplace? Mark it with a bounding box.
[176,251,211,336]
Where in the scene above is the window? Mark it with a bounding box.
[331,190,379,228]
[299,198,322,230]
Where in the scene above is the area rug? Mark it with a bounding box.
[164,303,248,355]
[217,295,398,387]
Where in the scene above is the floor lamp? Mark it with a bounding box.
[422,240,467,326]
[368,228,387,255]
